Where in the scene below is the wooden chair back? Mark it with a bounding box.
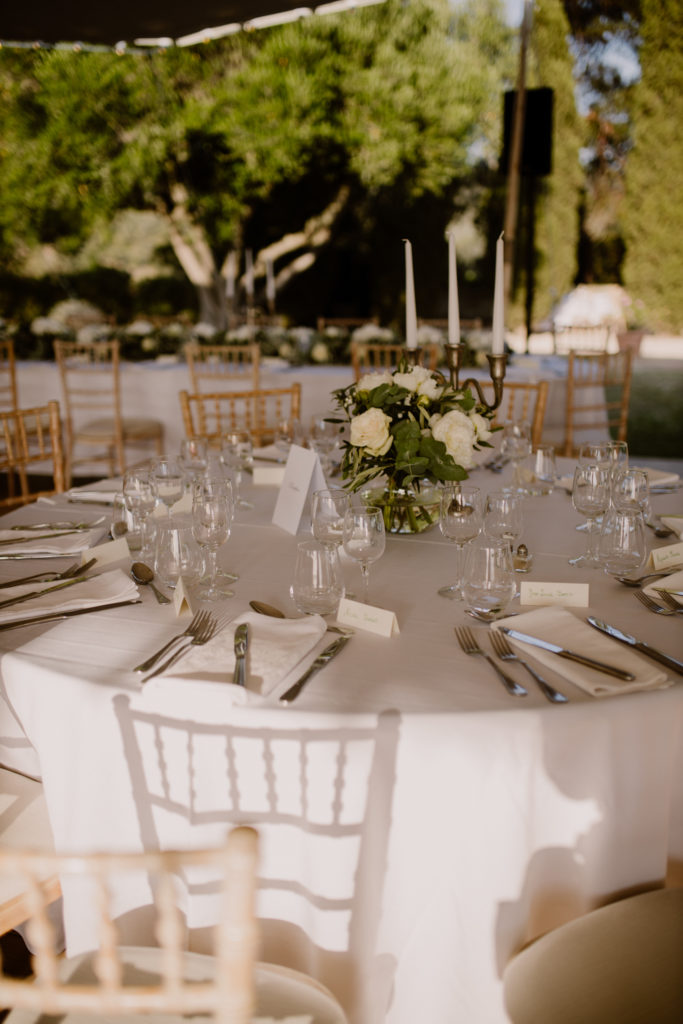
[54,340,164,484]
[0,339,19,413]
[563,349,634,456]
[0,829,258,1024]
[179,384,301,447]
[350,340,439,380]
[185,342,260,392]
[478,380,550,448]
[552,324,611,354]
[0,401,65,510]
[317,317,379,331]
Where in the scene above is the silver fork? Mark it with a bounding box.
[454,625,527,697]
[0,560,84,590]
[134,609,212,673]
[142,613,225,682]
[634,591,683,616]
[490,630,568,704]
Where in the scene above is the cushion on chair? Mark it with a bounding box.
[503,888,683,1024]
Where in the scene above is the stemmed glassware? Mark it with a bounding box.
[274,418,305,462]
[178,438,208,493]
[500,420,532,493]
[611,466,649,515]
[342,506,385,605]
[122,468,156,560]
[311,488,351,548]
[221,430,254,509]
[309,416,340,476]
[437,483,482,599]
[483,491,523,551]
[151,457,184,514]
[191,477,234,600]
[570,463,610,567]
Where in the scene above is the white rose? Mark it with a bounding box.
[392,366,431,392]
[349,407,393,456]
[356,371,393,392]
[469,411,493,442]
[431,409,476,468]
[416,375,443,401]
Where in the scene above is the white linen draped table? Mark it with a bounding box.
[0,463,681,1024]
[17,355,582,468]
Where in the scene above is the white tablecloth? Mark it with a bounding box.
[16,355,579,472]
[1,462,681,1024]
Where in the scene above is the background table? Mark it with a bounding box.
[1,463,681,1024]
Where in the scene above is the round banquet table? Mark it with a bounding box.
[0,460,681,1024]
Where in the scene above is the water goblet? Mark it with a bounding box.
[437,483,483,600]
[342,506,386,605]
[311,488,351,548]
[570,463,610,567]
[483,490,523,550]
[151,456,184,514]
[191,477,234,600]
[178,437,208,492]
[598,506,647,578]
[221,430,254,509]
[500,420,532,493]
[291,539,345,616]
[462,538,516,622]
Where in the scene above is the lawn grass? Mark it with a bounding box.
[625,362,683,458]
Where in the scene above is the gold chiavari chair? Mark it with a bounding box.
[0,339,19,413]
[0,401,66,510]
[478,380,550,449]
[350,340,439,381]
[54,340,164,486]
[179,384,302,448]
[184,341,260,392]
[562,349,634,457]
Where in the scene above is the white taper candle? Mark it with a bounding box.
[492,232,505,355]
[447,230,460,348]
[403,238,418,350]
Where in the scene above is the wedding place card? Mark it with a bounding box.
[83,536,129,567]
[519,580,590,608]
[173,576,194,616]
[337,597,400,637]
[650,541,683,571]
[272,445,327,535]
[253,464,286,486]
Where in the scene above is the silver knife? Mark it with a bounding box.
[501,627,635,681]
[0,573,95,611]
[233,623,249,687]
[586,617,683,676]
[0,599,142,631]
[0,530,82,547]
[280,634,350,703]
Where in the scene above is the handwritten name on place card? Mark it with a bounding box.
[650,541,683,571]
[337,597,399,637]
[519,581,590,607]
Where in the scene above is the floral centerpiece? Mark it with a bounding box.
[331,362,496,533]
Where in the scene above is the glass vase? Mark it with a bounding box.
[360,478,441,535]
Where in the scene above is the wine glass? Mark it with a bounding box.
[311,488,351,548]
[437,483,482,600]
[483,491,523,551]
[598,507,647,578]
[151,456,184,514]
[342,506,385,605]
[578,441,611,468]
[309,415,340,476]
[611,467,649,515]
[122,468,156,559]
[191,477,234,600]
[570,463,610,567]
[221,430,254,509]
[500,420,532,493]
[462,537,516,622]
[178,437,208,493]
[274,417,305,462]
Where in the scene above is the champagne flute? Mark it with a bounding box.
[438,483,482,599]
[178,437,208,493]
[570,463,610,567]
[221,430,254,509]
[122,468,156,559]
[151,456,184,514]
[342,506,385,605]
[500,420,532,493]
[191,477,234,600]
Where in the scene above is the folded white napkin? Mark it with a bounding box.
[0,526,105,556]
[66,479,124,504]
[0,568,138,624]
[634,466,680,487]
[252,444,286,463]
[659,514,683,539]
[644,568,683,608]
[494,606,671,697]
[150,611,328,704]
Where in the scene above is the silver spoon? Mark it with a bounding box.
[249,600,353,635]
[131,561,171,605]
[616,569,677,587]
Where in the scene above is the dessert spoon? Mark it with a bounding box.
[249,600,353,635]
[130,562,171,605]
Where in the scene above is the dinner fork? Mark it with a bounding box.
[0,560,86,590]
[134,609,212,673]
[454,625,527,697]
[490,630,568,704]
[634,591,683,616]
[142,613,226,682]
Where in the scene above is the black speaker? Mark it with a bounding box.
[500,86,553,177]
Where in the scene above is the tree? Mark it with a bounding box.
[0,0,514,327]
[622,0,683,330]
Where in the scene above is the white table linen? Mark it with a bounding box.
[0,462,682,1024]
